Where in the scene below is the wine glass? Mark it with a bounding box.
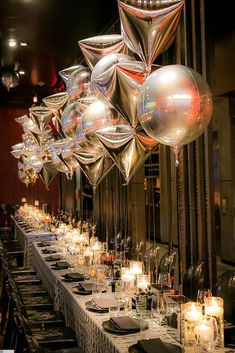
[151,291,167,332]
[197,288,212,304]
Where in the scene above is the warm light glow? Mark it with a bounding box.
[19,70,25,75]
[159,70,176,83]
[20,42,28,47]
[8,38,17,47]
[89,101,105,114]
[33,95,38,103]
[34,200,39,206]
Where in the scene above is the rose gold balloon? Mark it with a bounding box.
[138,65,213,149]
[118,0,184,69]
[79,34,128,70]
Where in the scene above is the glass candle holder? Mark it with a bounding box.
[195,315,218,352]
[204,297,224,351]
[129,261,143,276]
[182,302,203,350]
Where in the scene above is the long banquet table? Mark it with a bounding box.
[11,216,55,267]
[32,241,182,353]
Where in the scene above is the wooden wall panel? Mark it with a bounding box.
[0,104,60,215]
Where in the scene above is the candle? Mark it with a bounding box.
[205,297,223,317]
[121,268,134,282]
[195,316,217,351]
[21,197,27,203]
[137,274,150,291]
[129,261,143,275]
[184,302,203,322]
[34,200,39,206]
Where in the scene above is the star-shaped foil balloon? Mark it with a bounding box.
[42,92,69,111]
[74,144,114,191]
[38,161,58,190]
[29,106,53,135]
[118,0,184,69]
[96,124,158,184]
[79,34,128,70]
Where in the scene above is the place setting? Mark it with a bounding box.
[72,282,93,295]
[61,272,86,282]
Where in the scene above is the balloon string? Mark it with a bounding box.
[133,173,138,253]
[105,176,109,245]
[172,145,181,168]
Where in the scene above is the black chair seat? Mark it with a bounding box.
[32,327,77,349]
[47,348,84,353]
[27,310,65,328]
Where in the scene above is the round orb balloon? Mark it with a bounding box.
[61,101,83,139]
[138,65,213,149]
[2,71,19,91]
[67,66,91,100]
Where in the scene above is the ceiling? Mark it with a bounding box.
[0,0,118,104]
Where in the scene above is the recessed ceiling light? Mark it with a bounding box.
[19,70,25,75]
[8,38,17,47]
[20,42,28,47]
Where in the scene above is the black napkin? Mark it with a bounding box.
[42,249,57,254]
[38,241,51,247]
[137,339,173,353]
[64,272,84,281]
[45,255,61,262]
[110,316,140,331]
[53,261,69,269]
[79,283,92,292]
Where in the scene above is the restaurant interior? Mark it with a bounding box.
[0,0,235,352]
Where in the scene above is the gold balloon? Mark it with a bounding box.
[118,0,184,69]
[96,124,158,183]
[29,106,52,134]
[39,162,58,190]
[138,65,213,150]
[79,34,128,70]
[61,138,80,175]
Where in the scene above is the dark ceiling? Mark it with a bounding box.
[0,0,118,104]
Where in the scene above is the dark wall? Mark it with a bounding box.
[0,104,60,215]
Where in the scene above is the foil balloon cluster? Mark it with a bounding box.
[11,0,213,190]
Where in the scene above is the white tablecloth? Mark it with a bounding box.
[32,242,182,353]
[11,216,55,267]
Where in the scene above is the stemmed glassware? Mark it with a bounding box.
[151,291,168,332]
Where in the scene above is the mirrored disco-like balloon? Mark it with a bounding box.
[118,0,184,70]
[79,34,128,70]
[67,66,91,100]
[138,64,213,158]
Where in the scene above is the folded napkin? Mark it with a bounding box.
[64,272,84,281]
[54,261,69,269]
[110,316,140,331]
[92,297,120,310]
[38,241,51,247]
[42,249,57,254]
[79,283,92,292]
[137,339,174,353]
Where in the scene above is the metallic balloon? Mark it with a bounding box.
[59,65,84,83]
[18,168,31,185]
[2,71,19,90]
[61,138,80,175]
[74,145,114,191]
[51,153,71,175]
[92,59,158,127]
[79,34,128,70]
[15,114,28,125]
[43,92,69,111]
[96,124,158,183]
[82,99,116,146]
[38,161,58,190]
[138,65,213,151]
[11,143,25,158]
[67,66,91,100]
[61,101,84,139]
[23,155,44,173]
[29,106,53,134]
[91,53,134,105]
[118,0,184,69]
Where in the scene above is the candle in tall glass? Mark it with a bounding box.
[204,297,224,350]
[182,302,203,349]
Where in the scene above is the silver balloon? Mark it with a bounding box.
[82,99,116,146]
[11,143,25,159]
[96,124,158,183]
[118,0,184,69]
[61,101,84,139]
[59,65,84,83]
[138,65,213,151]
[61,138,80,174]
[23,155,44,173]
[43,92,69,111]
[91,53,134,105]
[38,162,58,190]
[79,34,128,70]
[15,114,28,125]
[2,71,19,90]
[29,106,53,134]
[67,66,91,100]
